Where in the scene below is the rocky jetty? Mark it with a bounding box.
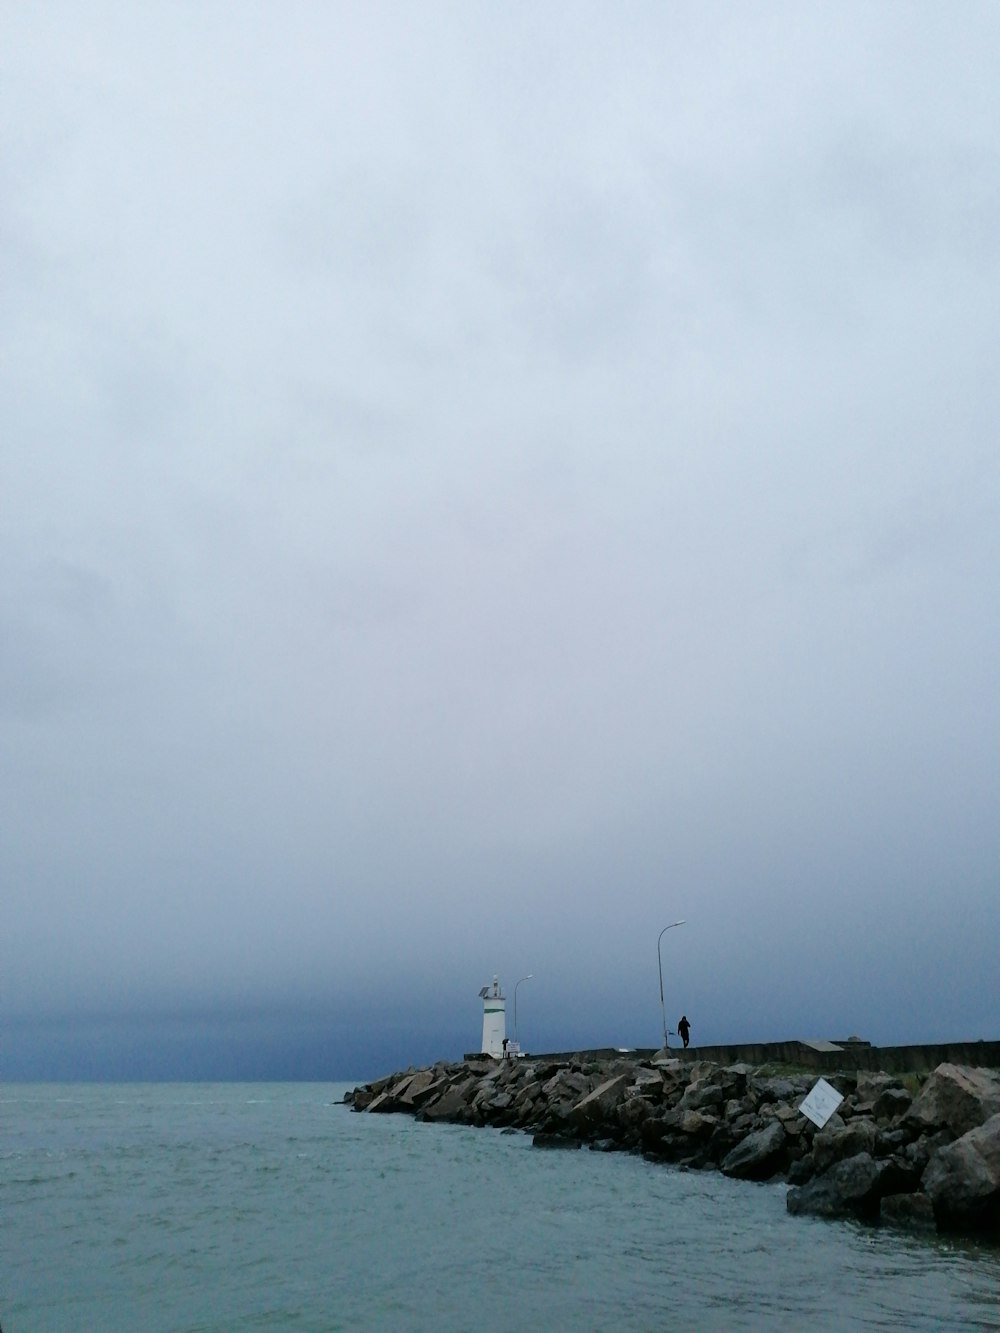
[347,1056,1000,1241]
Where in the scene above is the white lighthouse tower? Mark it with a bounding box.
[479,976,507,1057]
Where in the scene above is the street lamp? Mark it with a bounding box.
[657,921,686,1050]
[514,974,534,1047]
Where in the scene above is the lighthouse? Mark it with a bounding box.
[479,976,506,1057]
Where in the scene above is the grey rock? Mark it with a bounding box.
[922,1112,1000,1235]
[685,1060,722,1083]
[721,1121,787,1181]
[754,1078,803,1106]
[786,1151,883,1221]
[572,1075,629,1123]
[879,1192,936,1234]
[728,1112,756,1138]
[401,1069,450,1107]
[719,1065,751,1098]
[872,1086,912,1121]
[639,1116,669,1151]
[811,1118,877,1173]
[619,1096,654,1129]
[541,1069,592,1100]
[874,1127,909,1157]
[905,1064,1000,1138]
[678,1110,718,1137]
[421,1086,473,1122]
[902,1128,951,1174]
[787,1153,815,1186]
[856,1072,898,1102]
[679,1080,724,1112]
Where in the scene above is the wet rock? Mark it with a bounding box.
[787,1153,815,1186]
[786,1151,884,1222]
[880,1191,936,1234]
[638,1115,668,1150]
[877,1156,922,1198]
[922,1113,1000,1235]
[532,1132,581,1149]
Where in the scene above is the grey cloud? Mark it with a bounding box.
[2,3,999,1078]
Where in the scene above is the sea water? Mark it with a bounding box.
[3,1082,999,1331]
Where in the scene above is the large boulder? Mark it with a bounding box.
[676,1109,718,1138]
[421,1083,473,1122]
[539,1068,594,1125]
[718,1065,751,1099]
[679,1079,724,1112]
[619,1095,655,1131]
[880,1192,936,1234]
[627,1067,665,1097]
[721,1121,787,1181]
[786,1152,884,1222]
[638,1115,671,1152]
[754,1077,805,1107]
[905,1064,1000,1138]
[922,1113,1000,1235]
[398,1068,446,1108]
[856,1072,899,1103]
[811,1118,877,1173]
[685,1060,721,1083]
[572,1075,629,1124]
[541,1069,592,1100]
[532,1132,581,1149]
[872,1086,912,1121]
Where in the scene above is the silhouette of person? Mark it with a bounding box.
[677,1015,691,1049]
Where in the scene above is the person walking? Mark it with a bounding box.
[677,1015,691,1049]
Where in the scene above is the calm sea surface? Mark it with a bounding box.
[4,1082,999,1331]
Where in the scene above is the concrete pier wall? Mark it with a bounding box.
[470,1039,1000,1073]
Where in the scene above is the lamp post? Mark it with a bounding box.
[514,974,533,1047]
[657,921,686,1050]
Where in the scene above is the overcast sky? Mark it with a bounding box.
[3,3,999,1079]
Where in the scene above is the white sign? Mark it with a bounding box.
[799,1077,844,1128]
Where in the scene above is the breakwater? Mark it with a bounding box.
[348,1054,1000,1241]
[475,1037,1000,1075]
